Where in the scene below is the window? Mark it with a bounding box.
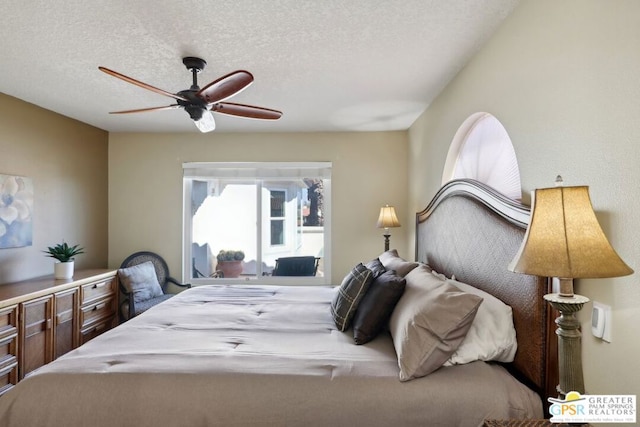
[183,162,331,285]
[442,112,521,201]
[269,190,286,246]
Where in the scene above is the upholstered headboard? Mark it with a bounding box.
[415,179,558,400]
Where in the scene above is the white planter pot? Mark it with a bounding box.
[54,261,74,279]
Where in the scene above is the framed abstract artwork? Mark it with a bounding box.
[0,174,33,248]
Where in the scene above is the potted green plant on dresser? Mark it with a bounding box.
[216,250,245,278]
[43,242,84,279]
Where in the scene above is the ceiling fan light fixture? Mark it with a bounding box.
[193,109,216,133]
[184,104,215,132]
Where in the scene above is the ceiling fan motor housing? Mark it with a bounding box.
[175,88,209,120]
[184,104,207,121]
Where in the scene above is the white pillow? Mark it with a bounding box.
[443,278,517,365]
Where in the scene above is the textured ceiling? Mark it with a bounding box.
[0,0,520,133]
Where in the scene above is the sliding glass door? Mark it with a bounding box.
[183,162,331,285]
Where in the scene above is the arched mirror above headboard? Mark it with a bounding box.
[442,112,522,201]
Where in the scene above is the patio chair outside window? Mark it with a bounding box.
[272,256,320,276]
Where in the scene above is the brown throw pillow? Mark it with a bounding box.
[352,269,406,345]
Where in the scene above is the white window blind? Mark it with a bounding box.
[183,162,332,180]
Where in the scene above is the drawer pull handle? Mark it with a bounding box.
[0,335,16,346]
[92,303,106,311]
[0,361,17,377]
[90,324,107,334]
[92,282,108,289]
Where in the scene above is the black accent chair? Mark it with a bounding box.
[272,256,320,276]
[119,251,191,321]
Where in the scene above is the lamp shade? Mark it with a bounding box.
[377,205,401,229]
[508,185,633,278]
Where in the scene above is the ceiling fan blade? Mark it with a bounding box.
[99,66,189,102]
[197,70,254,104]
[108,105,181,114]
[213,102,283,120]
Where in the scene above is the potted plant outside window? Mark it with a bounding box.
[216,250,245,278]
[44,242,84,279]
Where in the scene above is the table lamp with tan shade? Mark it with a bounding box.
[377,204,401,252]
[508,176,633,397]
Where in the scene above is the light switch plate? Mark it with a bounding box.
[592,301,612,343]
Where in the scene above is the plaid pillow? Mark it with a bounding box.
[331,263,374,331]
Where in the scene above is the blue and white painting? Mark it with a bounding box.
[0,174,33,248]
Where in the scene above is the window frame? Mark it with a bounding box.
[268,188,287,247]
[182,162,331,285]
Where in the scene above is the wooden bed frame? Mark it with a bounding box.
[415,179,558,401]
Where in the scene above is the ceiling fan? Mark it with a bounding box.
[99,57,282,132]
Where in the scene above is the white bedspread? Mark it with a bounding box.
[0,285,542,426]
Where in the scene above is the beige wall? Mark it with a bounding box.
[0,92,409,287]
[108,131,409,283]
[0,93,109,283]
[408,0,640,399]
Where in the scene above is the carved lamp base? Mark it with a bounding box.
[544,292,590,397]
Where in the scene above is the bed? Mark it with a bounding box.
[0,179,557,426]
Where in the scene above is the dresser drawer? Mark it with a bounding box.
[0,333,17,363]
[80,296,117,328]
[0,306,17,340]
[0,332,19,394]
[80,317,114,345]
[80,277,116,306]
[0,356,18,396]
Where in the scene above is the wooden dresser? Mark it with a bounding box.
[0,269,118,396]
